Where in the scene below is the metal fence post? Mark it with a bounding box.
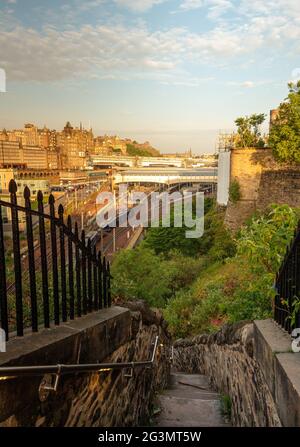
[0,185,113,339]
[49,194,59,325]
[67,215,75,320]
[0,205,8,339]
[58,204,67,322]
[24,186,38,332]
[9,180,23,336]
[37,190,50,328]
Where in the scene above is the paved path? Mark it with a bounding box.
[155,372,230,427]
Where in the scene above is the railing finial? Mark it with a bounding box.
[48,194,55,206]
[23,185,31,200]
[37,190,43,202]
[8,179,17,194]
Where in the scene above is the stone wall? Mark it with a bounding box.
[225,148,300,230]
[0,302,171,427]
[173,319,300,427]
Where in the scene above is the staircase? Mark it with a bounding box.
[155,372,231,427]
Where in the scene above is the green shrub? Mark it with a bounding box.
[111,247,170,307]
[190,282,227,334]
[113,200,299,339]
[164,204,299,337]
[228,180,241,203]
[269,81,300,163]
[220,395,232,418]
[144,198,236,261]
[163,290,200,338]
[111,247,202,308]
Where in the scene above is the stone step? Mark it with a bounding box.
[162,387,220,400]
[155,372,231,427]
[170,372,211,389]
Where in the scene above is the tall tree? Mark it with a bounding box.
[269,81,300,163]
[234,113,266,148]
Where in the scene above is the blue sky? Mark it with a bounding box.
[0,0,300,153]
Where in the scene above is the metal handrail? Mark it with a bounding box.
[0,336,160,378]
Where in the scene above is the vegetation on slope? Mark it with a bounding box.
[112,200,299,338]
[165,204,298,337]
[126,142,160,157]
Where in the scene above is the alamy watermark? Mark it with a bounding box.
[291,328,300,353]
[0,68,6,93]
[0,328,6,353]
[96,184,204,238]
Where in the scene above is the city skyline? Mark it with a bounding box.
[1,0,300,152]
[0,120,218,155]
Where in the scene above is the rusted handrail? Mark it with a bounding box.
[0,336,160,378]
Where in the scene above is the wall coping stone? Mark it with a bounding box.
[254,319,300,426]
[0,306,130,367]
[254,319,291,353]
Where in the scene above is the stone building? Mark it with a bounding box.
[0,141,22,166]
[0,140,59,170]
[0,124,58,150]
[94,135,127,155]
[23,123,39,146]
[0,168,14,193]
[15,177,50,197]
[57,122,94,169]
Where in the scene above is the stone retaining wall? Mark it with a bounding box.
[0,302,171,427]
[173,320,299,427]
[225,148,300,230]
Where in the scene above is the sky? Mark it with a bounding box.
[0,0,300,153]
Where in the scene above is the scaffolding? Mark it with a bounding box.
[216,131,236,153]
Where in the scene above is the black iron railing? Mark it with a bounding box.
[275,223,300,333]
[0,180,111,340]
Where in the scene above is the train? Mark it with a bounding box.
[101,209,130,232]
[85,230,101,248]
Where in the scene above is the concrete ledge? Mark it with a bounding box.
[254,319,300,426]
[254,319,291,396]
[275,353,300,426]
[0,306,131,367]
[0,306,132,422]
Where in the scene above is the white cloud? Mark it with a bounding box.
[179,0,204,11]
[241,81,254,88]
[227,79,276,89]
[239,0,300,18]
[1,0,300,85]
[207,0,233,19]
[0,23,186,82]
[178,0,232,17]
[227,80,255,88]
[114,0,167,12]
[161,76,215,86]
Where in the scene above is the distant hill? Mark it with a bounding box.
[126,140,160,157]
